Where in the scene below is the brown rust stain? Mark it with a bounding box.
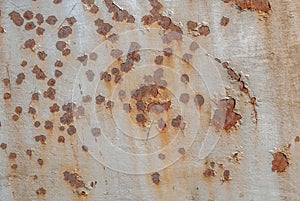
[272,152,288,173]
[223,0,271,13]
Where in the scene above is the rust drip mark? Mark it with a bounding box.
[104,0,135,23]
[272,152,289,173]
[142,0,183,43]
[151,172,160,185]
[94,18,113,36]
[220,61,258,124]
[63,171,85,188]
[212,97,242,131]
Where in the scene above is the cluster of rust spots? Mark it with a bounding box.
[151,172,160,185]
[142,0,183,43]
[104,0,135,23]
[187,21,210,36]
[43,87,56,100]
[63,171,86,188]
[120,42,141,74]
[212,97,242,131]
[272,152,288,173]
[224,0,271,13]
[221,61,258,123]
[94,18,113,36]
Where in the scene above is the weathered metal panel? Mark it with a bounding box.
[0,0,300,200]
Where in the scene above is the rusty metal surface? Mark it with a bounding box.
[0,0,300,200]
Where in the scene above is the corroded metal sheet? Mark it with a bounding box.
[0,0,300,201]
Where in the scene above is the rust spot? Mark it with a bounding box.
[34,121,41,128]
[179,93,190,104]
[0,26,4,34]
[23,10,34,20]
[3,78,10,86]
[123,103,131,113]
[220,16,230,26]
[43,87,56,100]
[58,136,65,143]
[34,135,47,144]
[11,164,18,169]
[111,49,123,59]
[212,98,242,131]
[49,103,60,113]
[154,55,163,65]
[3,92,11,100]
[158,153,165,160]
[63,171,85,188]
[223,170,230,181]
[58,26,72,38]
[107,33,119,43]
[295,136,300,143]
[46,15,58,25]
[272,152,288,173]
[37,158,44,166]
[77,55,88,66]
[26,149,33,156]
[187,20,198,31]
[28,107,37,115]
[81,0,95,7]
[163,47,172,57]
[94,18,112,36]
[203,168,216,177]
[36,187,46,195]
[66,17,77,26]
[181,74,189,84]
[178,147,185,155]
[182,53,192,63]
[82,145,88,152]
[151,172,160,185]
[189,41,199,51]
[21,60,27,67]
[194,94,204,108]
[9,11,24,26]
[12,114,19,121]
[25,22,36,31]
[91,127,101,137]
[198,25,210,36]
[24,39,36,51]
[44,120,54,130]
[32,92,39,101]
[36,27,45,35]
[55,70,63,78]
[86,70,95,82]
[53,0,63,4]
[0,143,7,150]
[15,106,23,115]
[90,5,99,14]
[35,13,44,25]
[9,152,17,160]
[67,125,76,135]
[56,41,67,51]
[37,51,47,61]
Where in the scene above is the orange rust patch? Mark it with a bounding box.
[212,98,242,131]
[272,152,288,173]
[63,171,85,188]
